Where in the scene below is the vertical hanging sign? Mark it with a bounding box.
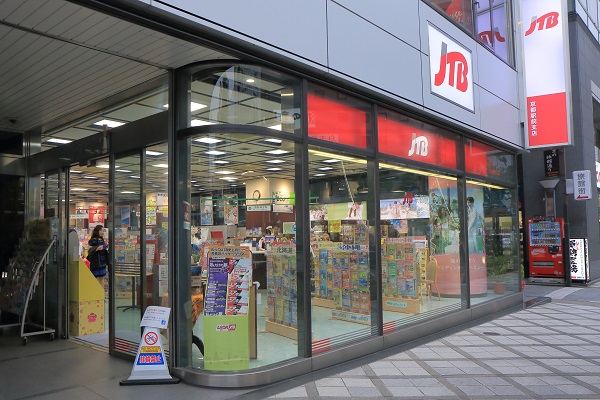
[522,0,572,148]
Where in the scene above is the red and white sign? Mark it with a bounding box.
[428,24,474,112]
[522,0,572,148]
[573,170,591,201]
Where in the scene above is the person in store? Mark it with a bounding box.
[258,227,272,250]
[87,224,109,287]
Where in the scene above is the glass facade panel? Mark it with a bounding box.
[307,84,372,149]
[378,109,458,169]
[189,65,300,134]
[467,183,520,303]
[430,0,475,33]
[379,161,462,329]
[309,146,374,350]
[464,139,516,183]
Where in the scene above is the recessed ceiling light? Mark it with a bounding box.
[195,137,223,144]
[71,188,87,191]
[206,150,226,156]
[268,124,282,131]
[323,159,341,163]
[265,149,289,155]
[153,164,169,168]
[264,138,282,144]
[130,175,140,179]
[230,184,237,187]
[99,181,108,184]
[213,160,229,164]
[266,168,283,171]
[46,138,72,144]
[314,173,326,177]
[191,119,215,127]
[116,169,132,173]
[246,78,255,83]
[280,92,294,97]
[83,176,98,179]
[214,170,235,175]
[146,150,163,156]
[121,191,136,194]
[191,102,207,111]
[71,170,83,174]
[190,180,197,183]
[219,177,238,181]
[318,167,333,171]
[266,159,285,164]
[93,119,125,128]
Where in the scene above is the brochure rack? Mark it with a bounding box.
[0,239,56,344]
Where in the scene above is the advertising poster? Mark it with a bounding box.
[380,196,430,220]
[203,246,252,371]
[201,197,213,225]
[224,204,238,225]
[88,205,105,225]
[327,202,367,220]
[121,206,130,227]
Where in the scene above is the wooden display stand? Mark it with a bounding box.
[312,297,335,309]
[331,309,371,325]
[264,319,298,340]
[69,257,105,336]
[382,296,420,314]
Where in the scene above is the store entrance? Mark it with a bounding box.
[65,159,110,348]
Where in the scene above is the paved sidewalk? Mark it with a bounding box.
[2,282,599,400]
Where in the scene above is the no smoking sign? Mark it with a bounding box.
[144,331,159,346]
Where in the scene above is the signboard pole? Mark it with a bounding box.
[120,306,179,385]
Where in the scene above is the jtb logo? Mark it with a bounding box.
[408,133,428,157]
[525,12,559,36]
[433,42,469,92]
[478,29,505,44]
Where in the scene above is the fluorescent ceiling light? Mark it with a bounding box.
[163,172,169,175]
[280,92,294,97]
[191,119,215,127]
[153,164,169,168]
[71,170,83,174]
[214,170,235,175]
[83,176,98,179]
[219,177,238,181]
[146,150,163,156]
[322,159,341,163]
[46,138,72,144]
[266,167,283,171]
[130,175,140,179]
[97,164,117,169]
[93,119,125,128]
[308,149,367,164]
[99,181,108,184]
[116,169,132,173]
[213,160,229,164]
[246,78,255,83]
[466,180,506,190]
[318,167,333,171]
[265,149,289,155]
[195,137,223,144]
[121,191,136,194]
[71,188,87,191]
[314,173,326,177]
[206,150,226,156]
[268,124,282,131]
[266,159,285,164]
[240,170,253,175]
[264,138,282,144]
[190,180,197,183]
[379,163,457,181]
[191,102,207,111]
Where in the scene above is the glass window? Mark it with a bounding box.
[308,145,374,350]
[307,84,372,149]
[430,0,475,33]
[186,132,300,370]
[379,161,462,330]
[464,139,516,183]
[189,65,300,134]
[378,108,458,169]
[467,183,520,303]
[475,0,513,63]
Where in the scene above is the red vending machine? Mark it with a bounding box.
[528,217,564,278]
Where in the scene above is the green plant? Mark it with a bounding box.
[486,254,514,280]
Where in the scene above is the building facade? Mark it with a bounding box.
[0,0,529,387]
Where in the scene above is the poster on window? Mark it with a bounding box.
[201,198,213,225]
[380,196,430,220]
[88,206,105,225]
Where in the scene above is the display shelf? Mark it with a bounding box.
[382,296,420,314]
[264,320,298,340]
[265,244,297,334]
[331,309,370,325]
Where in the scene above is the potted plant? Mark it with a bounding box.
[486,254,514,294]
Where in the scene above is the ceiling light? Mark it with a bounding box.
[379,163,458,180]
[46,138,72,144]
[195,137,223,144]
[219,177,238,181]
[97,164,115,169]
[318,167,333,171]
[230,184,237,187]
[266,159,285,164]
[153,164,169,168]
[280,92,294,97]
[146,150,163,156]
[241,170,254,175]
[191,102,207,111]
[264,138,282,144]
[71,170,83,174]
[71,188,87,191]
[116,169,132,173]
[265,149,289,155]
[94,119,125,128]
[214,170,235,175]
[466,180,506,190]
[206,150,226,156]
[191,180,197,183]
[308,149,367,164]
[246,78,255,83]
[266,167,283,171]
[268,124,282,131]
[163,172,169,175]
[99,181,108,184]
[212,160,229,164]
[130,175,140,179]
[191,119,215,127]
[323,159,341,163]
[83,176,98,179]
[314,173,326,177]
[121,191,136,194]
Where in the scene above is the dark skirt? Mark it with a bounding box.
[92,267,107,278]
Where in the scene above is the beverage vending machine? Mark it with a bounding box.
[527,217,564,278]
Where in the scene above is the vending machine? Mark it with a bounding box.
[527,217,564,278]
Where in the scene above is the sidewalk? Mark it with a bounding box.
[1,282,598,400]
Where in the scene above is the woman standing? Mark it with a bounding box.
[88,225,109,288]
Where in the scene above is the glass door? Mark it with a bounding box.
[111,151,143,356]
